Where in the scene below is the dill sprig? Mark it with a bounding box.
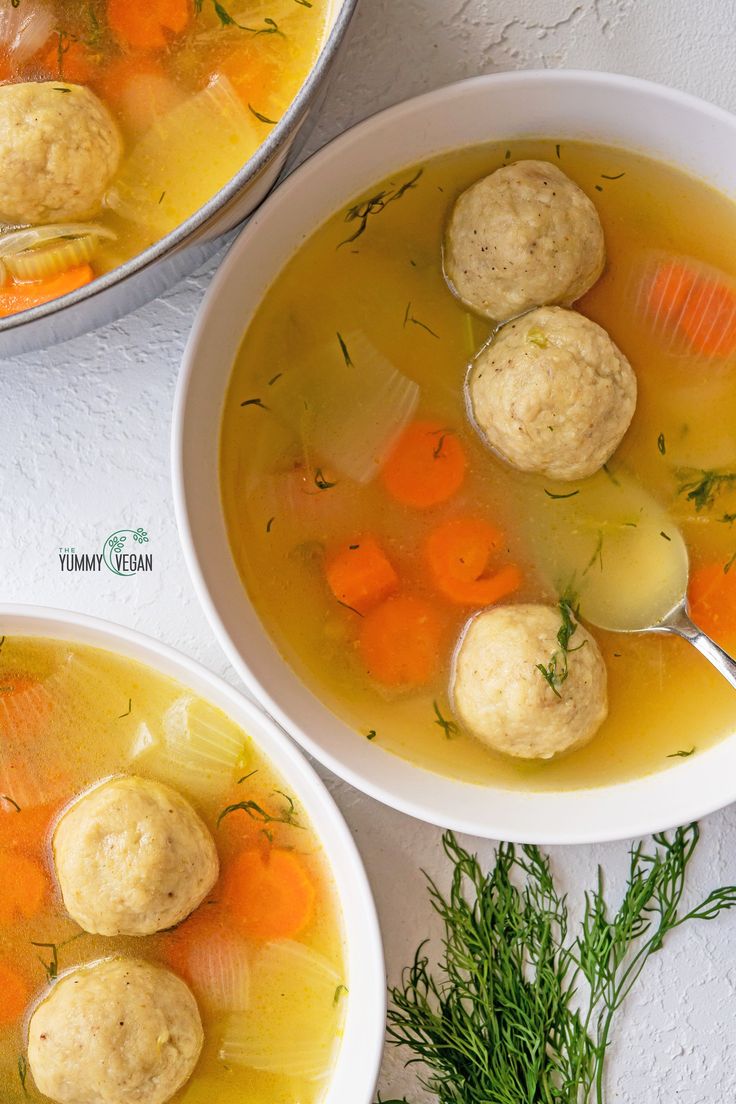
[535,593,584,698]
[338,169,423,248]
[676,467,736,511]
[384,826,736,1104]
[217,791,302,829]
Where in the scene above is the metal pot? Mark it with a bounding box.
[0,0,358,358]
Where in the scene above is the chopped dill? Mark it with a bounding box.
[338,169,423,248]
[248,104,279,124]
[240,397,269,410]
[724,550,736,574]
[585,530,604,573]
[721,512,736,525]
[535,593,585,698]
[677,468,736,510]
[657,432,666,455]
[668,747,696,758]
[433,701,459,739]
[0,636,5,652]
[204,0,283,34]
[526,325,548,348]
[601,171,626,180]
[336,331,353,366]
[504,148,511,161]
[294,0,313,6]
[266,516,275,533]
[268,372,283,385]
[660,531,672,541]
[602,462,620,486]
[158,191,166,205]
[314,468,337,490]
[544,488,580,500]
[118,698,132,719]
[217,793,302,829]
[334,983,349,1005]
[433,433,448,459]
[31,933,84,981]
[366,729,377,741]
[237,770,259,784]
[1,794,21,813]
[403,302,440,339]
[555,142,561,158]
[17,1054,28,1096]
[336,599,363,617]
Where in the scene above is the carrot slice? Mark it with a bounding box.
[689,560,736,647]
[107,0,191,50]
[0,266,94,319]
[0,801,56,857]
[359,594,442,687]
[646,259,736,358]
[381,420,466,508]
[326,536,399,615]
[42,35,99,83]
[223,848,315,941]
[0,850,47,924]
[217,44,279,110]
[425,516,522,606]
[0,960,32,1026]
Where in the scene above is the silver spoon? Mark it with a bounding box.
[520,467,736,689]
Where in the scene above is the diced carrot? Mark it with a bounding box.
[222,848,315,941]
[0,266,94,319]
[646,259,736,358]
[41,34,99,84]
[358,594,442,687]
[425,516,523,606]
[325,536,399,615]
[381,420,466,509]
[0,960,32,1026]
[0,850,47,924]
[106,0,191,51]
[689,560,736,647]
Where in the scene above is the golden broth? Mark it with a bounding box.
[0,636,345,1103]
[220,139,736,792]
[0,0,328,307]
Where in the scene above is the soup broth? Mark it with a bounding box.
[0,636,345,1102]
[0,0,328,315]
[220,139,736,792]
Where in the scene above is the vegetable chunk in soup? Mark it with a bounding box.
[0,637,345,1104]
[220,138,736,793]
[0,0,328,317]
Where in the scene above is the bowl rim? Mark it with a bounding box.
[173,68,736,844]
[0,0,359,339]
[0,602,386,1102]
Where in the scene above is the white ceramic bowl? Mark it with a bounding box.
[173,70,736,844]
[0,604,385,1102]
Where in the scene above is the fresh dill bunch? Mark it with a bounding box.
[383,827,736,1104]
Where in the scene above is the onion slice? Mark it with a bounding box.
[0,2,55,64]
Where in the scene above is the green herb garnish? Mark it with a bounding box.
[677,468,736,511]
[333,983,349,1005]
[366,729,377,741]
[1,794,21,813]
[217,793,302,829]
[535,593,584,697]
[432,701,459,739]
[18,1054,28,1096]
[725,550,736,574]
[657,432,666,454]
[384,826,736,1104]
[266,516,275,533]
[403,302,440,339]
[118,698,132,719]
[248,104,279,124]
[314,468,337,490]
[667,747,695,758]
[601,171,625,180]
[337,331,353,366]
[240,397,269,410]
[544,488,580,500]
[526,325,548,348]
[338,169,423,248]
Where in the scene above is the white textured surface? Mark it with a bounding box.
[2,2,736,1099]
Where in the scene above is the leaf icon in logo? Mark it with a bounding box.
[108,535,126,553]
[133,528,149,544]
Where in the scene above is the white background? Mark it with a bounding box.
[3,1,736,1099]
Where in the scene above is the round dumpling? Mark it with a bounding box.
[444,159,605,320]
[27,957,203,1104]
[467,306,637,481]
[53,775,218,937]
[452,603,608,759]
[0,82,122,224]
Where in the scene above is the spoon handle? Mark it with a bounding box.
[660,602,736,690]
